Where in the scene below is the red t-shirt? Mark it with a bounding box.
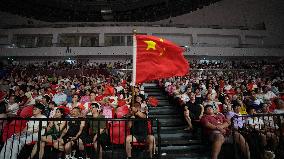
[200,113,229,135]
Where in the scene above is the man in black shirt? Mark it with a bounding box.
[125,103,156,159]
[184,93,204,131]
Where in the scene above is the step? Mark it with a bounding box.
[153,126,188,134]
[158,117,184,123]
[161,153,210,159]
[157,101,171,105]
[160,139,202,146]
[159,120,184,127]
[153,97,169,100]
[149,109,178,115]
[153,128,189,134]
[146,92,165,96]
[160,145,210,159]
[159,132,192,139]
[144,86,161,89]
[161,155,209,159]
[148,114,182,119]
[161,145,206,152]
[149,107,177,111]
[143,83,157,87]
[144,89,161,92]
[148,105,176,110]
[154,125,185,130]
[149,104,176,107]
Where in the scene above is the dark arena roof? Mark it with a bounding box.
[0,0,220,22]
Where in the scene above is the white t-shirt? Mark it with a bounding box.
[49,108,57,118]
[181,93,189,103]
[264,91,277,100]
[115,86,124,93]
[26,115,47,135]
[263,115,279,129]
[224,84,232,91]
[66,102,82,110]
[246,117,264,130]
[274,109,284,123]
[7,103,19,115]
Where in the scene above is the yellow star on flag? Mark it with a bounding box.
[144,40,156,50]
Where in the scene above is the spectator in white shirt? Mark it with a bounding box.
[263,86,277,100]
[48,101,58,118]
[0,103,47,159]
[246,108,278,150]
[7,95,19,116]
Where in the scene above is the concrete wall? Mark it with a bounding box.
[0,26,283,57]
[158,0,284,45]
[1,45,283,57]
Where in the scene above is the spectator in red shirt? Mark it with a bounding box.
[201,105,250,159]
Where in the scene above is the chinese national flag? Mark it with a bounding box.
[133,34,189,84]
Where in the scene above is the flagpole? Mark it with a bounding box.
[131,29,137,107]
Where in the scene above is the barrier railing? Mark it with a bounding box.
[231,113,284,159]
[0,117,161,159]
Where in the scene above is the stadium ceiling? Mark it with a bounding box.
[0,0,220,22]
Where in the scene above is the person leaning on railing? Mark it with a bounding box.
[0,103,47,159]
[29,108,66,159]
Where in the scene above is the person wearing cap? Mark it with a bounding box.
[200,105,250,159]
[0,103,47,159]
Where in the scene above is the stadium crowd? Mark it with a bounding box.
[0,58,283,159]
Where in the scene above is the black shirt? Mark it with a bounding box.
[131,114,148,139]
[186,101,202,118]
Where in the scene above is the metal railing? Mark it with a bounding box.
[0,117,161,159]
[231,113,284,159]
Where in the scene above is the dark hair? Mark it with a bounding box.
[43,95,50,103]
[72,107,81,112]
[72,94,81,100]
[56,108,66,118]
[134,102,141,108]
[49,101,57,107]
[232,101,241,109]
[204,105,213,110]
[91,103,100,109]
[0,101,7,114]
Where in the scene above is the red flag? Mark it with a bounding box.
[133,35,189,84]
[148,96,159,107]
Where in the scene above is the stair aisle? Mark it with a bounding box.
[144,83,210,159]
